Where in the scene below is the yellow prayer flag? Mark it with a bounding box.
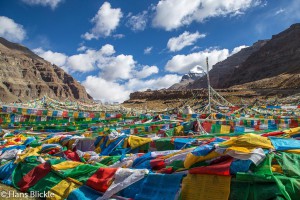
[181,174,231,200]
[184,151,221,169]
[47,179,80,200]
[220,125,231,134]
[128,135,152,149]
[52,161,83,171]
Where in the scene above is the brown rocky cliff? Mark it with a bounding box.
[0,37,93,103]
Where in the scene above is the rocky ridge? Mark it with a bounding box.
[0,37,93,103]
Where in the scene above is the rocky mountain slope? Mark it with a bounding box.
[0,37,92,103]
[169,65,205,90]
[187,23,300,89]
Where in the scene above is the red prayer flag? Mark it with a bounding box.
[86,168,117,192]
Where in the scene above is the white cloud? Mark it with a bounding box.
[66,51,96,72]
[135,65,159,79]
[153,0,261,30]
[126,74,181,91]
[274,8,285,15]
[147,74,181,89]
[35,44,117,73]
[33,48,67,66]
[167,31,206,52]
[190,46,200,52]
[0,16,26,42]
[231,45,248,55]
[82,74,181,102]
[83,2,123,39]
[153,0,201,31]
[126,11,148,31]
[144,46,153,54]
[165,48,230,73]
[21,0,63,9]
[82,33,94,40]
[82,76,130,103]
[113,34,125,39]
[66,44,116,73]
[33,44,137,81]
[99,44,115,55]
[77,45,87,52]
[99,54,136,81]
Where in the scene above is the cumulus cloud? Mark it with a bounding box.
[153,0,201,31]
[0,16,26,42]
[126,74,181,91]
[126,11,148,31]
[99,44,115,55]
[100,54,136,81]
[82,76,131,103]
[83,2,123,39]
[66,44,117,73]
[153,0,261,30]
[135,65,159,79]
[167,31,206,52]
[144,46,153,54]
[82,74,181,102]
[231,45,248,55]
[33,48,67,66]
[35,44,116,73]
[21,0,63,9]
[165,48,230,73]
[77,45,87,52]
[66,50,96,72]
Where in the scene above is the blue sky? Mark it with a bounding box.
[0,0,299,102]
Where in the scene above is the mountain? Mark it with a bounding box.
[0,37,93,103]
[169,65,205,90]
[186,23,300,90]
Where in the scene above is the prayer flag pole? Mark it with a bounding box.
[206,57,212,113]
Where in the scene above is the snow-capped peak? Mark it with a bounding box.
[189,65,205,74]
[180,65,206,82]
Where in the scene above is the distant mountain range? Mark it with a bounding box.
[0,37,92,103]
[170,23,300,91]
